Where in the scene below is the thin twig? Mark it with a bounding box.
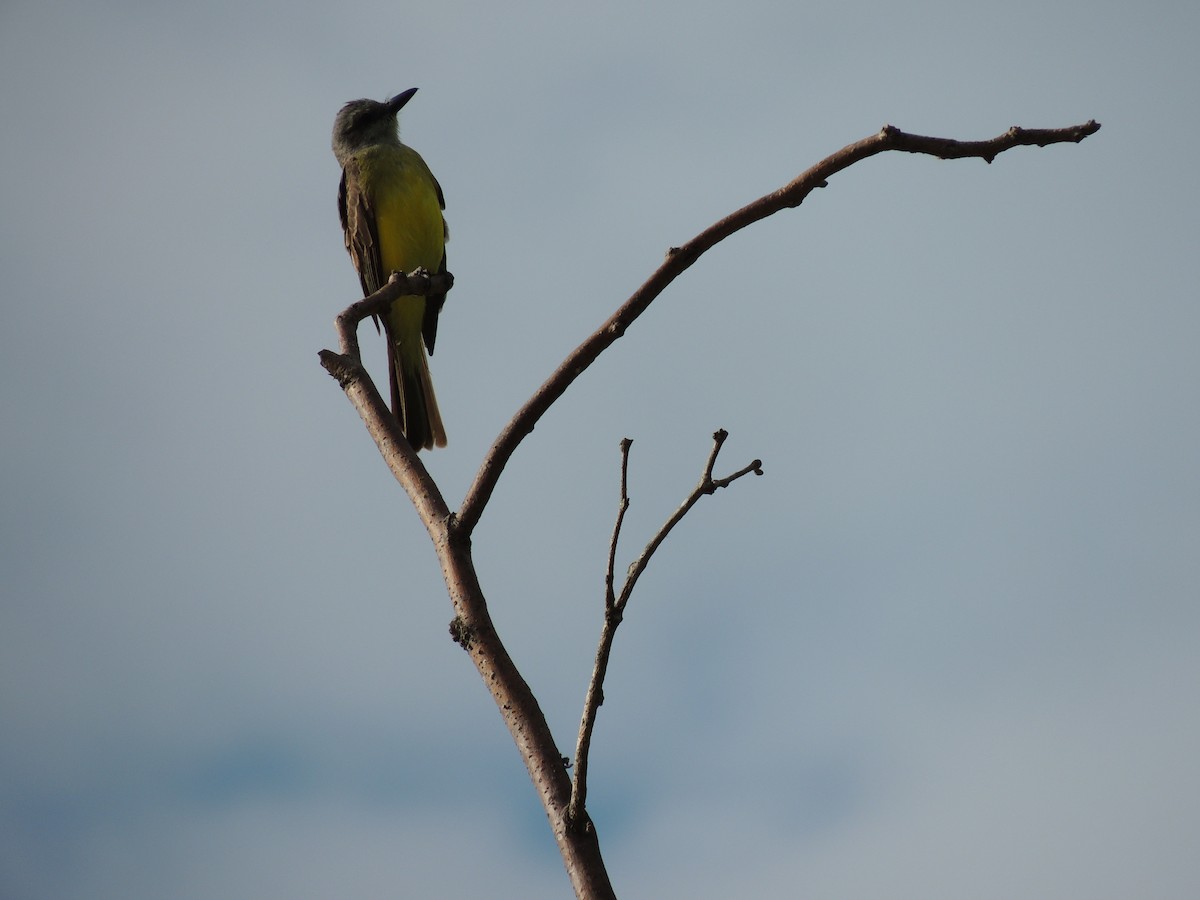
[567,430,763,829]
[618,430,762,610]
[455,121,1099,538]
[603,439,633,610]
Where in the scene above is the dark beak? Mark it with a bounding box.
[387,88,419,112]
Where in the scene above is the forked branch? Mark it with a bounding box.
[320,117,1098,900]
[568,431,763,829]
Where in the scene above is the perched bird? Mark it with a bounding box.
[332,88,448,450]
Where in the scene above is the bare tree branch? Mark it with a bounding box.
[618,431,762,609]
[455,120,1100,537]
[320,118,1097,900]
[321,268,616,899]
[317,354,445,526]
[603,438,634,610]
[319,269,455,524]
[567,430,763,829]
[330,268,454,363]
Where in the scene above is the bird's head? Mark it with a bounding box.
[331,88,418,165]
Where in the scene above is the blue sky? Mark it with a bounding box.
[2,0,1197,897]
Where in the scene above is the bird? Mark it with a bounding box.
[332,88,448,450]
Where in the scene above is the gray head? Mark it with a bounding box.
[331,88,418,166]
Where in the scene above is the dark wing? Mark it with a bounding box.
[338,162,385,297]
[341,162,400,408]
[422,171,449,354]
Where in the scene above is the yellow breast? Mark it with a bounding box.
[358,144,444,277]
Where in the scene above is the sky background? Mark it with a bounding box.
[2,1,1197,897]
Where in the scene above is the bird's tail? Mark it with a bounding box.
[387,334,447,452]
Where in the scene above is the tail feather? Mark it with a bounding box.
[388,337,447,452]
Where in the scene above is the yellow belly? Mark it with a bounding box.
[358,144,444,337]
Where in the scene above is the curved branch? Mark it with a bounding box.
[455,120,1100,536]
[330,269,455,363]
[319,269,453,526]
